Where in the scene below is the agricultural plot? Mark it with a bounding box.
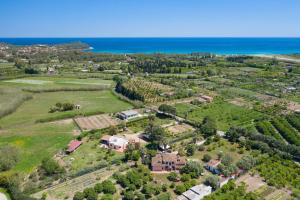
[0,78,132,173]
[0,90,132,128]
[236,174,291,200]
[255,120,283,141]
[117,78,173,103]
[74,114,119,131]
[33,165,122,200]
[166,123,195,135]
[175,100,265,131]
[271,117,300,146]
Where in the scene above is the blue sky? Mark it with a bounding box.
[0,0,299,37]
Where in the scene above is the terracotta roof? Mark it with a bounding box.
[67,140,82,153]
[151,152,186,169]
[206,159,221,167]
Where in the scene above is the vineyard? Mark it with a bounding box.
[116,78,173,103]
[255,114,300,146]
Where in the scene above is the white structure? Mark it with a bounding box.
[101,135,129,152]
[117,110,139,120]
[177,184,212,200]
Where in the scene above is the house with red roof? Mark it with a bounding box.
[66,140,82,154]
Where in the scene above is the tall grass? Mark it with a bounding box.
[0,92,33,119]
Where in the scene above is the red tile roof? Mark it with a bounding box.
[67,140,82,153]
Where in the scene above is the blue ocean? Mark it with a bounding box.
[1,38,300,54]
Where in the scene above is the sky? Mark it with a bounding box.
[0,0,300,37]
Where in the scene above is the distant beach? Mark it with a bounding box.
[1,38,300,55]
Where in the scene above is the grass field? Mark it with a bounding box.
[175,100,264,131]
[62,139,124,175]
[0,77,133,174]
[0,90,132,128]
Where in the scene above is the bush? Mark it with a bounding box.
[167,172,178,182]
[94,183,103,193]
[0,145,19,172]
[180,161,203,178]
[73,192,85,200]
[101,194,113,200]
[174,184,186,194]
[41,158,64,176]
[205,175,219,190]
[102,180,116,194]
[202,154,212,162]
[186,144,196,156]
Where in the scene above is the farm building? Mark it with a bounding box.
[205,159,221,174]
[151,152,186,171]
[177,184,212,200]
[117,110,139,120]
[101,135,129,152]
[66,140,82,154]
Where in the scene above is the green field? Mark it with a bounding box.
[0,90,132,128]
[0,77,133,174]
[175,100,264,131]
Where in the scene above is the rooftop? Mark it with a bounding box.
[67,140,82,152]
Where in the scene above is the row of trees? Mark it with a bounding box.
[255,120,283,140]
[73,180,116,200]
[286,114,300,132]
[271,117,300,146]
[225,126,300,159]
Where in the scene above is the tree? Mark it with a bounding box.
[225,127,246,142]
[180,174,191,182]
[205,175,219,190]
[146,125,167,144]
[83,188,97,200]
[73,192,85,200]
[186,144,196,156]
[158,104,176,115]
[202,154,212,162]
[0,145,19,172]
[108,125,117,135]
[237,155,256,170]
[167,172,178,182]
[123,191,135,200]
[41,158,64,176]
[221,154,233,166]
[174,184,186,194]
[94,183,103,193]
[102,180,116,194]
[200,116,217,138]
[180,161,203,178]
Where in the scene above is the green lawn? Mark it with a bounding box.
[175,100,264,131]
[0,78,133,174]
[0,123,74,174]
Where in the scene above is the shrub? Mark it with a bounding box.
[202,154,212,162]
[174,184,186,194]
[73,192,84,200]
[102,180,116,194]
[167,172,178,182]
[0,145,19,172]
